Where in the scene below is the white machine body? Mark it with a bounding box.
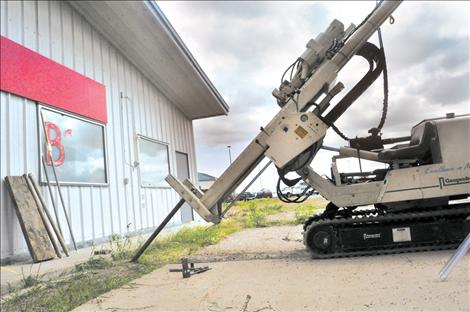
[301,115,470,208]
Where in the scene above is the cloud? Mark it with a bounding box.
[158,1,469,192]
[193,80,279,145]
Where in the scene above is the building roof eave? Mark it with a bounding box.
[68,0,229,120]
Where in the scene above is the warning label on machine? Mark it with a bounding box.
[294,126,308,139]
[392,227,411,242]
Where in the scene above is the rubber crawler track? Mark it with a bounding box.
[303,203,470,259]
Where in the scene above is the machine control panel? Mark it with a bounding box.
[264,112,328,167]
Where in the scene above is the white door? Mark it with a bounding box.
[176,151,194,223]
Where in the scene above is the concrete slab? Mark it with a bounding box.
[1,242,101,295]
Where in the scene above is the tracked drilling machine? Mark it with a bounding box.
[164,1,470,258]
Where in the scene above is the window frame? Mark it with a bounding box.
[136,134,171,189]
[37,104,109,186]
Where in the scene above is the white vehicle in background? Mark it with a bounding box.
[282,181,314,197]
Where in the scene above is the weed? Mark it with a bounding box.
[108,234,134,261]
[232,198,321,226]
[20,264,41,289]
[229,198,283,213]
[139,220,241,264]
[244,204,268,227]
[2,262,158,312]
[75,257,112,272]
[260,204,283,215]
[294,204,318,224]
[22,275,39,288]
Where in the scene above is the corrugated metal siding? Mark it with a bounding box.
[0,0,199,260]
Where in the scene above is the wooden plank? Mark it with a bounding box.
[5,176,55,262]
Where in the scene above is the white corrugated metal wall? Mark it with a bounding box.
[0,0,199,260]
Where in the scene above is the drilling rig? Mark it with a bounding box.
[164,1,470,258]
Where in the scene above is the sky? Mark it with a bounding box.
[158,1,470,194]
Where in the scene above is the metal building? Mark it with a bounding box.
[0,1,228,262]
[198,172,217,192]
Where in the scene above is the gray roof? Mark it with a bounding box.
[198,172,216,182]
[69,1,229,120]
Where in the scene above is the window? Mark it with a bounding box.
[137,136,170,187]
[39,106,108,184]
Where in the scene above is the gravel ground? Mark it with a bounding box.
[75,225,470,311]
[189,225,308,262]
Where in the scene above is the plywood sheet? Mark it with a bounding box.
[5,176,55,262]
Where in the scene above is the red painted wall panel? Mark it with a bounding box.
[0,36,107,123]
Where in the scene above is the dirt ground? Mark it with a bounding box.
[75,225,470,311]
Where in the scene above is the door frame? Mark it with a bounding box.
[175,151,194,222]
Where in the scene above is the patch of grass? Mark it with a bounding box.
[21,275,39,288]
[2,261,157,312]
[1,219,241,312]
[231,198,322,227]
[75,256,113,272]
[108,234,135,261]
[293,204,318,224]
[17,264,42,290]
[262,204,284,214]
[243,203,269,228]
[229,198,283,212]
[140,219,241,264]
[2,198,325,312]
[264,218,298,227]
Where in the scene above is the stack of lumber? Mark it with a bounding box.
[5,174,68,263]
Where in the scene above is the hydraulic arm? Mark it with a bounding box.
[166,1,402,223]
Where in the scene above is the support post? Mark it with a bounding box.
[132,198,186,262]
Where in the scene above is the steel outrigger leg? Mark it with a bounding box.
[131,198,186,262]
[438,232,470,281]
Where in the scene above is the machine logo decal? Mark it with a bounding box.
[363,233,381,240]
[438,176,470,189]
[424,162,470,174]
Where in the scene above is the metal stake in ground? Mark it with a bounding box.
[40,110,78,251]
[132,198,185,262]
[169,258,211,278]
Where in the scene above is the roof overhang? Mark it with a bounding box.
[69,0,229,120]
